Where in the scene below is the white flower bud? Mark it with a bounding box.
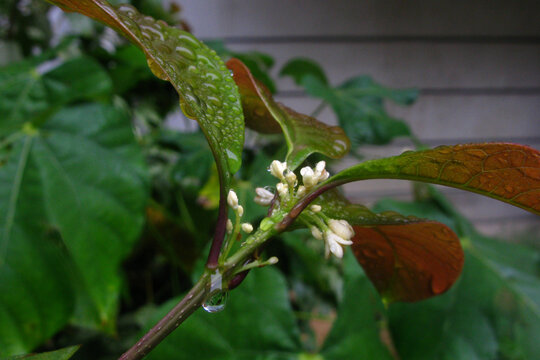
[310,226,323,240]
[300,166,317,188]
[270,160,287,180]
[226,219,233,234]
[315,161,326,174]
[254,187,274,206]
[310,204,322,213]
[324,230,353,259]
[319,169,329,181]
[328,219,355,240]
[241,223,253,233]
[296,185,307,197]
[285,170,297,185]
[267,256,279,265]
[276,182,289,199]
[227,190,238,209]
[328,237,344,258]
[236,205,244,217]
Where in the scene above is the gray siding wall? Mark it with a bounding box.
[181,0,540,236]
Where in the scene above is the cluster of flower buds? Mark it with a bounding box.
[255,160,331,207]
[227,190,252,234]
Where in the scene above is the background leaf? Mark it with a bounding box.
[320,254,394,360]
[325,143,540,215]
[0,102,148,355]
[280,58,329,88]
[4,346,79,360]
[0,54,112,136]
[227,58,350,170]
[280,58,418,146]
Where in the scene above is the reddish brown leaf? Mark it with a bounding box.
[313,190,464,303]
[227,58,350,169]
[351,222,464,303]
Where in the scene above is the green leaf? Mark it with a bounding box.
[324,143,540,215]
[321,261,394,360]
[280,58,417,146]
[0,55,112,136]
[228,58,350,170]
[142,267,303,360]
[3,346,80,360]
[47,0,244,184]
[208,40,277,93]
[280,58,329,88]
[0,103,148,355]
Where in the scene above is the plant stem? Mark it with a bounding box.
[119,273,210,360]
[119,224,277,360]
[310,101,327,118]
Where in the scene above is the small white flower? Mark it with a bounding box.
[310,226,323,240]
[276,182,289,199]
[227,190,238,209]
[323,230,353,259]
[270,160,287,180]
[267,256,279,265]
[236,205,244,217]
[315,161,326,174]
[314,161,329,182]
[285,170,297,185]
[226,219,233,234]
[296,185,307,198]
[328,219,355,240]
[300,166,317,188]
[310,204,322,213]
[241,223,253,233]
[254,187,274,206]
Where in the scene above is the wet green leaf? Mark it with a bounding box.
[47,0,244,183]
[228,58,350,170]
[208,40,276,93]
[0,103,148,355]
[324,143,540,215]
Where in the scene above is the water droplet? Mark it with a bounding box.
[203,291,228,313]
[179,33,201,49]
[203,270,228,313]
[175,46,196,60]
[147,58,168,80]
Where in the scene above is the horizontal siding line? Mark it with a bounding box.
[277,88,540,98]
[385,137,540,146]
[210,35,540,45]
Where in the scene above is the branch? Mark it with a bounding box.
[118,274,210,360]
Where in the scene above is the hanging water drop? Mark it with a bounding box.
[202,291,228,313]
[202,270,228,313]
